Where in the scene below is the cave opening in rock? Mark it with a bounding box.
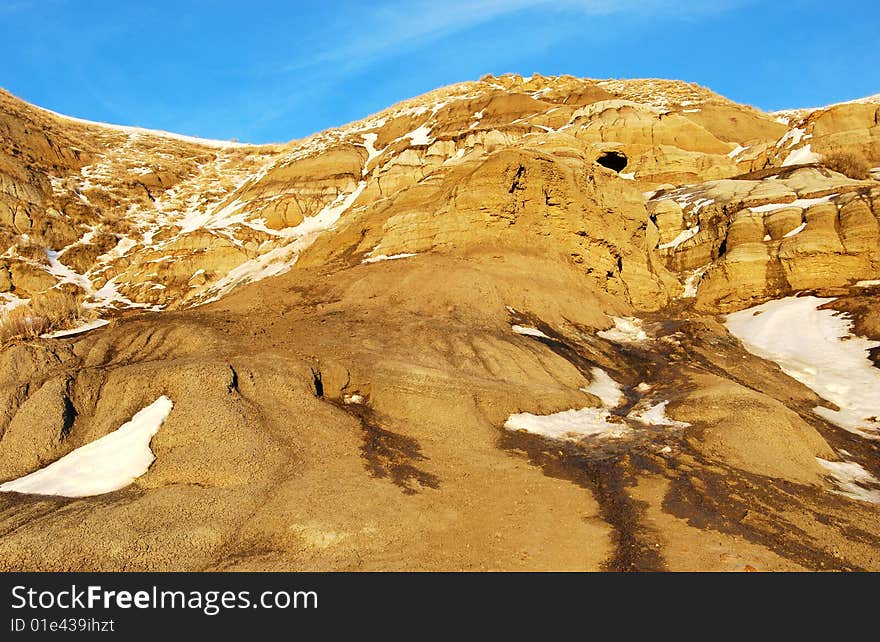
[597,151,628,173]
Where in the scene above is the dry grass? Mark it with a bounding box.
[824,150,870,179]
[12,240,49,263]
[0,289,94,343]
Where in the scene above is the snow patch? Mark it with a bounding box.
[97,236,136,263]
[198,181,367,303]
[782,144,821,166]
[0,396,173,497]
[504,407,628,441]
[681,265,709,298]
[504,368,629,441]
[749,194,836,213]
[361,133,383,175]
[777,127,809,149]
[38,105,248,148]
[817,458,880,503]
[627,400,689,428]
[581,367,624,408]
[362,253,417,264]
[598,317,648,343]
[726,296,880,438]
[658,225,700,250]
[41,319,109,338]
[44,249,91,291]
[783,222,807,238]
[511,325,551,339]
[0,292,29,313]
[404,124,433,146]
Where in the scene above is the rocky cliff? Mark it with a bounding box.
[0,75,878,571]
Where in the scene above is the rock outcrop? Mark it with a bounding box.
[0,75,878,572]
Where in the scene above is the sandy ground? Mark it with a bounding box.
[0,250,878,571]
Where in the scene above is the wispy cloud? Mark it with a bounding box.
[231,0,751,139]
[264,0,749,77]
[1,0,755,142]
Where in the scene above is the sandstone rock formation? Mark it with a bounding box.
[0,75,878,571]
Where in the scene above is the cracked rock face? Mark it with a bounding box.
[0,75,879,572]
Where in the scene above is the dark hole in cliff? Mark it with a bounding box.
[597,151,628,173]
[60,396,77,439]
[310,367,324,398]
[227,366,239,394]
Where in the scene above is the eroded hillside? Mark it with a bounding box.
[0,74,878,571]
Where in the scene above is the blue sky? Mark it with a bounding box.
[0,0,876,143]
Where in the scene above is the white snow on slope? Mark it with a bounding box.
[0,396,173,497]
[45,249,92,291]
[598,317,648,343]
[817,458,880,503]
[782,144,821,166]
[361,133,384,175]
[362,253,417,264]
[771,93,880,119]
[405,124,433,146]
[505,367,627,441]
[87,277,155,311]
[96,236,137,264]
[41,318,109,339]
[0,292,29,312]
[726,296,880,438]
[777,127,808,149]
[855,279,880,287]
[749,194,836,213]
[504,407,628,441]
[681,265,709,298]
[504,361,688,442]
[38,106,248,148]
[658,225,700,250]
[783,222,807,238]
[511,325,551,339]
[727,144,749,159]
[583,367,625,408]
[198,181,367,304]
[689,198,715,213]
[627,400,690,428]
[38,246,154,312]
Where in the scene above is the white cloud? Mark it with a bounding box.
[268,0,749,76]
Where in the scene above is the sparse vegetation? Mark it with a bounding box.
[0,289,94,343]
[12,239,49,263]
[823,150,870,179]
